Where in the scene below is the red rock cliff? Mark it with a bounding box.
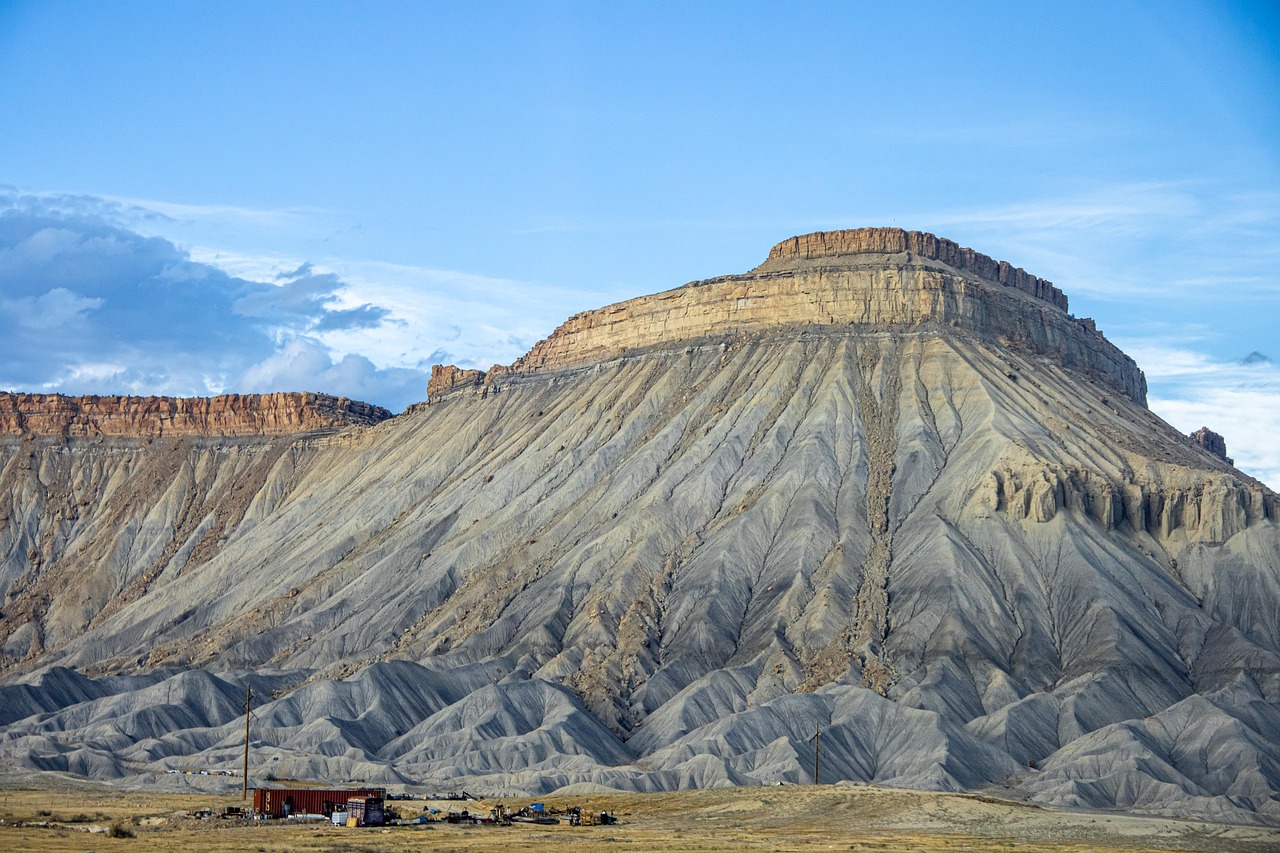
[426,365,486,400]
[0,392,393,438]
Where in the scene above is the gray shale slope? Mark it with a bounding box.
[1,229,1277,825]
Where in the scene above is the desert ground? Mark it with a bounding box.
[1,773,1277,853]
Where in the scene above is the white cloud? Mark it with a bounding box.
[104,195,330,228]
[185,247,309,283]
[3,287,104,329]
[1119,343,1225,379]
[238,337,424,411]
[0,191,593,411]
[313,258,598,371]
[189,248,614,376]
[52,361,128,386]
[0,195,433,410]
[1123,340,1280,489]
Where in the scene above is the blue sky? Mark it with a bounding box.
[1,1,1277,486]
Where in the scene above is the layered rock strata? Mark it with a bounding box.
[426,365,486,400]
[0,392,392,438]
[759,228,1068,309]
[431,228,1145,405]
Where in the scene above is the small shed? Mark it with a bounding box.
[347,796,384,826]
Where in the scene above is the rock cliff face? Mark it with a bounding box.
[433,228,1145,406]
[759,228,1069,309]
[426,365,486,400]
[0,392,392,438]
[1191,426,1234,465]
[1,230,1278,826]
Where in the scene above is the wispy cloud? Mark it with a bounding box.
[931,182,1200,234]
[0,185,332,233]
[306,258,611,373]
[832,182,1280,305]
[512,182,1280,308]
[105,194,331,227]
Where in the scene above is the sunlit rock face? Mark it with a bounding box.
[1,230,1278,825]
[443,228,1145,406]
[0,391,392,437]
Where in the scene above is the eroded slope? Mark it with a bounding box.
[0,230,1276,824]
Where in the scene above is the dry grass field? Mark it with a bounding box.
[1,780,1277,852]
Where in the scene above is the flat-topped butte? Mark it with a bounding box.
[429,228,1144,405]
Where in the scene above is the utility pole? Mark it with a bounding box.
[242,685,252,800]
[813,722,821,786]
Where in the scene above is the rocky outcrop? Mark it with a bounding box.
[426,365,486,400]
[982,465,1275,542]
[1191,427,1234,465]
[0,392,392,438]
[430,228,1146,405]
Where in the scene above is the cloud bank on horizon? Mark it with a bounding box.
[0,191,429,411]
[1122,343,1280,490]
[0,191,594,413]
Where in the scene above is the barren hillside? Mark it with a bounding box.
[1,229,1277,825]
